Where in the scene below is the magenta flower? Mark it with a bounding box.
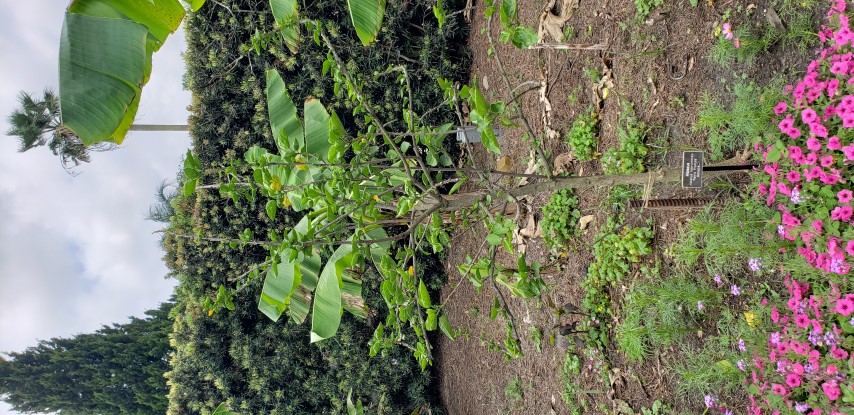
[835,297,854,316]
[774,101,787,115]
[822,380,841,400]
[771,383,788,396]
[828,135,842,150]
[806,137,822,151]
[785,373,802,388]
[838,189,853,203]
[801,108,819,124]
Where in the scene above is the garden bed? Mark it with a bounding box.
[435,0,842,414]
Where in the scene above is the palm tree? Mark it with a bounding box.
[146,179,178,223]
[6,89,189,174]
[6,89,118,174]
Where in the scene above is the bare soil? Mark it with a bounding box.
[435,0,815,414]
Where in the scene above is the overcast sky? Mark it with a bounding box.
[0,2,191,414]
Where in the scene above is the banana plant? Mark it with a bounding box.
[58,0,204,145]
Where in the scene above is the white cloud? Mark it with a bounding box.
[0,2,192,414]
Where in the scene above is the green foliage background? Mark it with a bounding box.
[163,0,470,413]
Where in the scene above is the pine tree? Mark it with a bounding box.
[0,302,173,415]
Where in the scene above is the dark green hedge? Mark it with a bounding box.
[164,0,469,413]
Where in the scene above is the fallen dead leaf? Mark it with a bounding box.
[766,8,784,30]
[538,0,580,42]
[553,152,574,175]
[579,214,595,230]
[496,155,513,172]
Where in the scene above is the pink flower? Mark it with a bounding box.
[821,155,835,167]
[826,364,838,375]
[835,298,854,316]
[828,78,841,97]
[722,23,733,40]
[838,189,853,203]
[842,145,854,160]
[787,170,801,182]
[774,101,788,115]
[830,206,853,222]
[795,313,811,328]
[810,123,828,138]
[734,38,741,48]
[779,115,795,133]
[771,383,788,396]
[802,108,819,124]
[846,240,854,257]
[822,381,841,400]
[785,373,802,388]
[807,137,822,151]
[828,136,842,150]
[830,346,849,360]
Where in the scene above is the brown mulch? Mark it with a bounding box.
[434,0,815,414]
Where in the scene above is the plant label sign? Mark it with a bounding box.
[682,151,704,188]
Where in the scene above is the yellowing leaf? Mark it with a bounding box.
[208,309,214,316]
[744,311,758,328]
[408,265,414,275]
[281,197,292,208]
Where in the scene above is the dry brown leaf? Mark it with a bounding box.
[553,152,574,175]
[579,214,595,230]
[766,8,784,30]
[496,155,513,172]
[687,56,695,72]
[538,0,580,42]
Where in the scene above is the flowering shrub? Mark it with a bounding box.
[758,0,854,276]
[742,277,854,414]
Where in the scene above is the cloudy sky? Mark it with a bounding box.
[0,2,191,414]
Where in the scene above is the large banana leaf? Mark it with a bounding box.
[265,70,344,162]
[59,0,185,145]
[310,245,356,343]
[265,69,303,154]
[68,0,184,50]
[347,0,386,46]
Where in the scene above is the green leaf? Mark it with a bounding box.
[425,308,438,330]
[304,98,334,162]
[346,389,364,415]
[60,13,146,145]
[69,0,184,51]
[417,280,432,308]
[189,0,207,11]
[499,0,516,26]
[211,403,239,415]
[60,1,185,144]
[286,253,320,323]
[310,245,356,343]
[269,0,298,24]
[347,0,387,46]
[266,69,303,153]
[438,313,455,339]
[265,200,277,220]
[511,26,538,49]
[182,178,197,197]
[480,127,501,154]
[432,1,445,29]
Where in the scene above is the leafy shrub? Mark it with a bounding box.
[540,189,581,250]
[582,219,653,316]
[602,104,648,175]
[164,0,471,413]
[563,110,599,162]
